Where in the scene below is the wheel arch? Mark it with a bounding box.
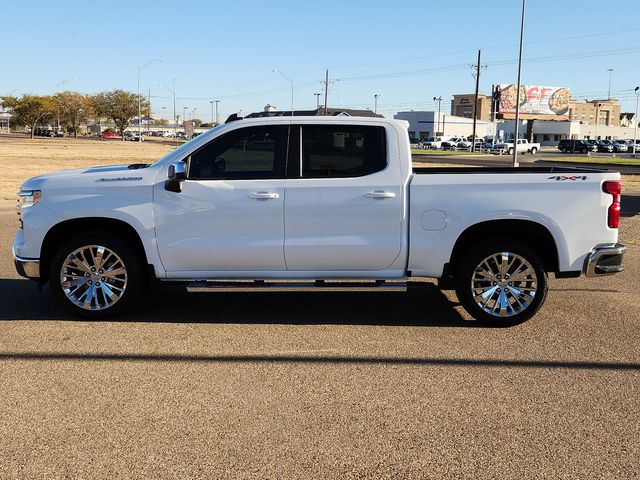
[40,217,150,286]
[448,219,559,278]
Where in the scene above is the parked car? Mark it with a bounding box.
[596,141,615,153]
[13,116,625,327]
[610,141,628,153]
[453,137,471,149]
[421,136,450,149]
[124,132,145,142]
[490,139,540,155]
[100,132,120,139]
[627,140,640,153]
[558,140,597,154]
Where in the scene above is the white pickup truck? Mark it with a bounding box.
[491,138,540,155]
[13,117,625,326]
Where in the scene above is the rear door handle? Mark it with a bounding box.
[248,191,279,200]
[365,191,396,199]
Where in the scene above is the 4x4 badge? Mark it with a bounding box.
[548,175,587,181]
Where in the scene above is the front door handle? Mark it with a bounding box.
[248,191,279,200]
[365,191,396,199]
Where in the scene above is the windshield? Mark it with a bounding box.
[149,124,228,167]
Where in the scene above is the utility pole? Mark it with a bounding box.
[512,0,526,167]
[633,87,639,158]
[607,69,614,100]
[323,69,329,115]
[374,94,380,114]
[470,49,485,152]
[433,96,442,137]
[314,93,322,110]
[148,88,151,133]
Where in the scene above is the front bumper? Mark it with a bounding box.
[585,243,626,277]
[12,246,40,280]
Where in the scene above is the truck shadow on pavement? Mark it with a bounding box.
[0,279,478,328]
[621,194,640,217]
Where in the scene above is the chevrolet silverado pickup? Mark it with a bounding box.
[490,138,540,155]
[13,117,625,326]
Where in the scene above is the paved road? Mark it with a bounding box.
[1,200,639,479]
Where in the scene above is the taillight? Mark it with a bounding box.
[603,181,621,229]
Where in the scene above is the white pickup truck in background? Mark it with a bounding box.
[491,138,540,155]
[14,117,625,326]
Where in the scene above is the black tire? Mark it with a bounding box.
[454,239,548,327]
[530,147,537,155]
[49,232,143,319]
[508,148,514,155]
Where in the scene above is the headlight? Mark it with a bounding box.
[17,190,41,208]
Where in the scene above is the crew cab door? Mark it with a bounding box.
[153,125,288,274]
[284,124,403,271]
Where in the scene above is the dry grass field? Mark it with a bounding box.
[0,135,174,200]
[0,134,638,201]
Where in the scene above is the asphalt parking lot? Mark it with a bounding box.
[1,196,639,479]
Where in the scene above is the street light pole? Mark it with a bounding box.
[633,87,639,158]
[210,101,214,125]
[512,0,526,167]
[433,96,442,137]
[314,93,322,110]
[607,69,614,100]
[214,100,220,125]
[272,69,294,115]
[374,94,380,115]
[137,59,161,142]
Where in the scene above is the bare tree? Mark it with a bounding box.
[93,90,149,140]
[54,91,94,138]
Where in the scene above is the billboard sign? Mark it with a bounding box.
[496,84,571,116]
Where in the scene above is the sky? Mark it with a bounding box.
[3,0,640,122]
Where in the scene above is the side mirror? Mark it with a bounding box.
[168,161,186,180]
[165,161,186,192]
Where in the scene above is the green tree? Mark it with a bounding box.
[6,95,54,139]
[54,91,94,138]
[92,90,149,140]
[191,118,203,127]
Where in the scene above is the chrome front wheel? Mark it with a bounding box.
[60,245,128,311]
[50,233,143,319]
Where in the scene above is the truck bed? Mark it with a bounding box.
[412,166,608,175]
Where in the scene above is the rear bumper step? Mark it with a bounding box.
[585,243,626,277]
[186,280,407,293]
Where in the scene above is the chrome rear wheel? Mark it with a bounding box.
[455,239,548,326]
[471,251,538,318]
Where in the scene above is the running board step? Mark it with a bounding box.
[186,280,407,293]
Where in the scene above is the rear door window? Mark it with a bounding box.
[300,125,387,178]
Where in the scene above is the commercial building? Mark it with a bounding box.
[567,99,619,127]
[451,93,493,121]
[498,118,639,145]
[393,111,494,141]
